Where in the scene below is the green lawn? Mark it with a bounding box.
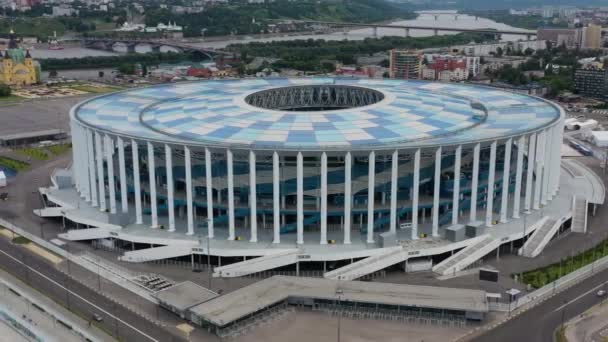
[0,156,29,172]
[0,95,24,103]
[14,144,71,161]
[48,143,72,156]
[69,84,122,94]
[16,147,49,161]
[12,236,31,245]
[554,326,567,342]
[519,239,608,289]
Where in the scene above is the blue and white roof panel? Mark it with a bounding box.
[74,78,562,150]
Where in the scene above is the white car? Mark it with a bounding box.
[597,290,606,297]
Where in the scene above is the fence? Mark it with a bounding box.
[243,269,386,280]
[312,302,467,328]
[216,302,295,339]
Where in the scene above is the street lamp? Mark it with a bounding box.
[560,299,567,332]
[336,287,343,342]
[201,218,212,289]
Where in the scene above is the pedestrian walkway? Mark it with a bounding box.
[571,197,588,233]
[433,235,500,276]
[564,300,608,342]
[519,217,557,258]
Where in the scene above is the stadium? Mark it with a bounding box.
[52,77,571,277]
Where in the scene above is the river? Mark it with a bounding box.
[27,11,528,60]
[188,11,531,49]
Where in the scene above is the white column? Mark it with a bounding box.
[71,123,79,193]
[524,133,536,212]
[71,123,80,194]
[542,127,553,204]
[553,123,563,195]
[272,151,280,244]
[389,150,398,235]
[451,145,462,225]
[249,151,258,243]
[320,152,328,244]
[533,131,544,210]
[432,147,441,237]
[117,137,128,213]
[367,151,375,244]
[296,152,304,245]
[95,132,106,211]
[185,146,194,235]
[205,148,214,239]
[411,149,420,240]
[87,130,98,207]
[552,125,559,196]
[82,129,89,198]
[83,129,91,199]
[165,144,175,232]
[227,149,235,240]
[469,143,480,222]
[132,140,143,224]
[72,125,83,197]
[485,141,497,226]
[512,136,525,219]
[77,128,89,201]
[344,152,352,244]
[147,142,158,228]
[500,138,512,223]
[105,135,117,214]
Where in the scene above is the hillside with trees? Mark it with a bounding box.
[144,0,415,37]
[228,33,493,72]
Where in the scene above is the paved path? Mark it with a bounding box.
[564,299,608,342]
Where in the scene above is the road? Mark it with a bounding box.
[473,261,608,342]
[0,236,186,342]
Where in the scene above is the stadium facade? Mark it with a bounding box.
[68,78,563,252]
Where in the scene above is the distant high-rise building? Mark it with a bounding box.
[421,54,476,81]
[575,67,608,99]
[583,24,602,49]
[389,49,422,80]
[537,28,582,48]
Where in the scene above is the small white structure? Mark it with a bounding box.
[564,118,578,128]
[566,119,598,131]
[0,171,6,187]
[590,131,608,147]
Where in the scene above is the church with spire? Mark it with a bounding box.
[1,30,40,86]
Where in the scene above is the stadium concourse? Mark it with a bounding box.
[36,77,603,279]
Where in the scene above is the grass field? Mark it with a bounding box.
[0,156,29,172]
[520,239,608,289]
[69,84,122,94]
[12,236,31,244]
[14,144,71,161]
[16,147,49,161]
[0,95,23,103]
[48,143,72,156]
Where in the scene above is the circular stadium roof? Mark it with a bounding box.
[73,78,562,151]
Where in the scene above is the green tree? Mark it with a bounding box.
[118,63,135,75]
[0,83,11,97]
